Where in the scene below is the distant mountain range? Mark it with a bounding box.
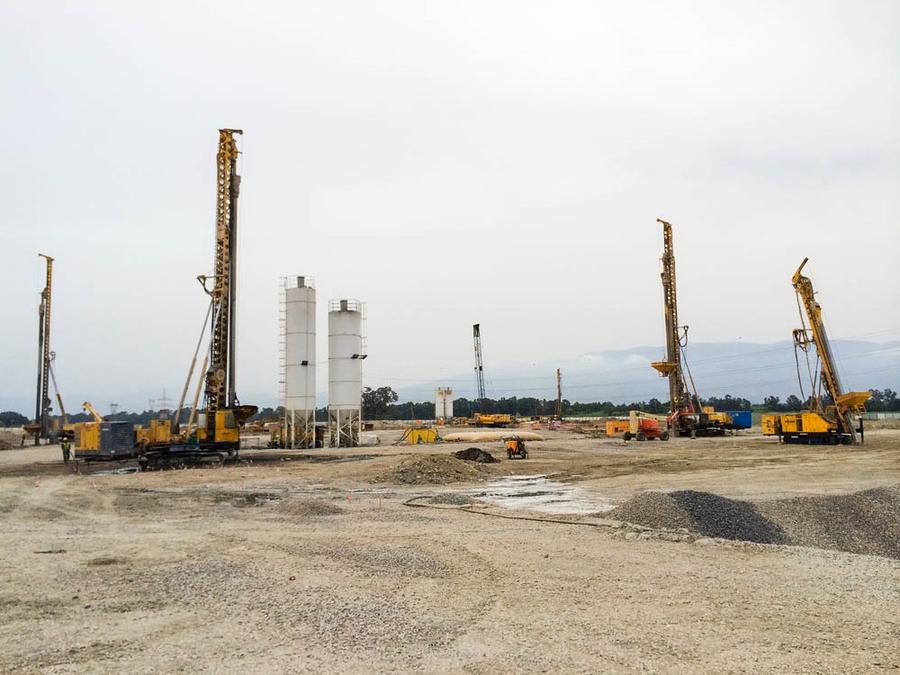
[380,339,900,405]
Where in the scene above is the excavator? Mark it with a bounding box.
[650,219,732,437]
[139,129,257,469]
[762,258,869,445]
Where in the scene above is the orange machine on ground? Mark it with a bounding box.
[606,411,670,441]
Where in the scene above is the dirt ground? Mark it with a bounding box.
[1,427,899,673]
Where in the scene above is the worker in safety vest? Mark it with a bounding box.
[61,439,71,464]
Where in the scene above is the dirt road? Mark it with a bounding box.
[1,429,898,672]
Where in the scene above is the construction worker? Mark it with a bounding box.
[60,438,71,464]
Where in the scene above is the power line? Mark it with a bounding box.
[362,329,900,386]
[364,344,900,391]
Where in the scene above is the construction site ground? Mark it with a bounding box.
[1,426,898,673]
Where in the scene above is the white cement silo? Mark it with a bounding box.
[328,299,364,447]
[283,276,316,448]
[435,387,453,422]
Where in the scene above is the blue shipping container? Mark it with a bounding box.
[727,411,752,429]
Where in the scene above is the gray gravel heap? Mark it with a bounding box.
[609,485,900,558]
[276,497,344,517]
[756,486,900,559]
[609,490,787,544]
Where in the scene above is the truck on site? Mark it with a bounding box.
[471,413,514,428]
[606,411,670,441]
[650,219,733,437]
[761,258,869,445]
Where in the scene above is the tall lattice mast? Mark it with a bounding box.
[555,368,562,418]
[34,253,54,442]
[651,219,691,414]
[473,324,486,404]
[202,129,242,416]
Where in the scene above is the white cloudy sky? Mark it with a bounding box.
[1,0,898,412]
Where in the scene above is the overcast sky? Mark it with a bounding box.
[1,0,898,413]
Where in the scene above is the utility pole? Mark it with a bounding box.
[33,254,54,445]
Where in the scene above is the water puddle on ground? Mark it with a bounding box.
[472,475,616,515]
[88,466,140,476]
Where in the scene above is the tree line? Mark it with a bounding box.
[1,388,897,427]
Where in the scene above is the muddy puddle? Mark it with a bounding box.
[471,475,616,515]
[88,466,140,476]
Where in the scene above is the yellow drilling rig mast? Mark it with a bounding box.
[26,254,55,445]
[762,258,869,445]
[650,219,732,437]
[139,129,257,468]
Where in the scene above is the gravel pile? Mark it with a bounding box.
[373,454,486,485]
[609,485,900,558]
[313,545,449,578]
[453,447,498,463]
[276,498,344,517]
[609,490,786,543]
[756,486,900,559]
[606,492,693,530]
[427,493,474,506]
[130,557,458,656]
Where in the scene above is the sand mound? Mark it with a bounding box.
[453,447,498,463]
[374,454,487,485]
[442,431,545,442]
[276,498,344,517]
[0,430,23,451]
[609,486,900,558]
